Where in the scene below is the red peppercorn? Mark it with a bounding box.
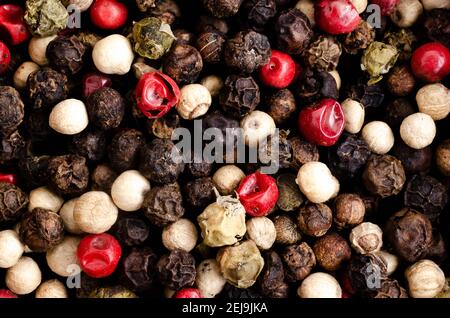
[82,72,112,97]
[77,233,122,278]
[0,41,10,75]
[90,0,128,30]
[258,50,296,89]
[236,172,279,217]
[0,173,17,185]
[174,288,203,298]
[315,0,361,35]
[0,4,30,46]
[135,71,181,119]
[411,42,450,83]
[0,289,17,298]
[298,98,345,147]
[369,0,399,16]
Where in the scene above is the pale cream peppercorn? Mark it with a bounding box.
[296,161,340,203]
[28,35,57,66]
[246,217,276,250]
[111,170,151,212]
[390,0,423,28]
[13,61,39,89]
[421,0,450,10]
[295,0,315,26]
[328,69,341,90]
[349,222,383,254]
[416,83,450,120]
[196,259,227,298]
[361,121,395,154]
[297,272,342,298]
[92,34,134,75]
[0,230,24,268]
[132,62,158,79]
[49,99,89,135]
[241,110,276,146]
[212,165,245,195]
[28,186,64,213]
[35,279,68,298]
[341,98,365,134]
[375,250,399,276]
[59,199,83,235]
[6,256,42,295]
[162,218,198,252]
[400,112,436,149]
[200,75,224,97]
[176,84,212,120]
[73,191,118,234]
[405,259,445,298]
[46,236,81,277]
[62,0,94,12]
[351,0,368,13]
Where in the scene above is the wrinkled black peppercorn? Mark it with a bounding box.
[196,15,229,35]
[120,247,158,292]
[346,80,384,111]
[90,164,117,194]
[203,110,240,143]
[274,8,312,55]
[86,87,125,130]
[0,86,25,137]
[71,129,106,162]
[157,249,196,290]
[282,242,316,282]
[346,253,387,295]
[423,9,450,49]
[0,130,27,164]
[241,0,277,31]
[202,0,244,18]
[219,75,260,118]
[27,67,68,110]
[384,98,415,129]
[294,68,338,104]
[258,251,289,298]
[303,35,342,72]
[267,89,296,125]
[148,0,180,25]
[163,44,203,85]
[113,215,150,247]
[46,35,86,75]
[184,177,216,210]
[343,21,375,55]
[196,31,225,64]
[186,154,213,178]
[392,142,432,175]
[0,182,28,223]
[47,154,89,196]
[18,156,50,189]
[108,128,144,173]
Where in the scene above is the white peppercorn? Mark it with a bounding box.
[162,218,198,252]
[295,0,315,26]
[49,99,89,135]
[421,0,450,10]
[92,34,134,75]
[35,279,68,298]
[416,83,450,121]
[200,75,224,98]
[111,170,151,212]
[195,259,227,298]
[390,0,423,28]
[132,62,158,79]
[329,70,341,90]
[405,259,445,298]
[246,217,276,250]
[62,0,94,12]
[0,230,24,268]
[297,272,342,298]
[361,121,395,154]
[28,35,57,66]
[28,186,64,213]
[241,110,276,146]
[6,256,42,295]
[375,250,399,276]
[296,161,340,203]
[212,165,245,195]
[400,113,436,150]
[341,98,365,134]
[176,84,212,120]
[351,0,368,13]
[46,236,81,277]
[349,222,383,254]
[13,61,39,89]
[59,199,83,235]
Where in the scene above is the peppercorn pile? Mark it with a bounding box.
[0,0,449,300]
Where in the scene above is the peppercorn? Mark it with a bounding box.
[361,41,399,84]
[173,29,194,45]
[120,247,158,292]
[267,89,296,125]
[405,259,445,298]
[316,233,351,271]
[202,0,244,18]
[142,182,185,227]
[90,164,117,194]
[186,156,213,179]
[0,86,24,137]
[241,110,276,146]
[258,251,289,298]
[282,242,316,282]
[92,34,134,76]
[333,193,365,229]
[219,75,260,118]
[183,177,214,209]
[289,136,319,170]
[416,83,450,121]
[132,17,175,60]
[362,155,406,198]
[108,129,144,173]
[0,182,28,224]
[298,272,342,298]
[343,20,375,55]
[148,0,180,25]
[400,113,436,150]
[176,84,211,120]
[88,286,137,298]
[384,29,417,61]
[272,214,301,245]
[391,0,423,28]
[47,155,89,197]
[17,156,49,189]
[369,279,408,298]
[46,36,86,75]
[296,162,340,204]
[196,31,225,64]
[6,256,42,295]
[86,87,125,130]
[27,186,63,214]
[35,279,68,298]
[27,67,68,110]
[71,129,106,162]
[423,9,450,49]
[0,230,24,269]
[426,230,447,264]
[24,0,68,37]
[362,121,395,155]
[341,98,365,134]
[196,15,229,35]
[297,202,332,237]
[275,174,303,212]
[112,215,150,247]
[384,98,415,129]
[303,35,342,72]
[163,44,203,85]
[59,199,82,235]
[19,207,64,252]
[0,131,26,164]
[436,140,450,176]
[196,259,227,298]
[148,111,180,139]
[274,8,313,55]
[350,222,383,254]
[157,249,196,290]
[294,68,338,104]
[241,0,277,31]
[386,65,415,96]
[346,253,387,295]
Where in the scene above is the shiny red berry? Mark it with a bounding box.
[77,233,122,278]
[258,50,296,89]
[236,172,279,217]
[0,41,10,75]
[315,0,361,35]
[90,0,128,30]
[174,288,203,298]
[83,72,112,97]
[411,42,450,83]
[0,173,17,185]
[298,98,345,147]
[0,4,30,46]
[369,0,399,15]
[0,289,17,298]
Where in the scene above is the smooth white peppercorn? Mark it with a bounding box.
[111,170,151,212]
[212,165,245,195]
[162,218,198,252]
[6,256,42,295]
[351,0,368,13]
[295,0,316,26]
[13,61,39,89]
[349,222,383,254]
[28,35,57,66]
[375,250,399,276]
[400,112,436,149]
[246,217,276,250]
[416,83,450,120]
[73,191,118,234]
[0,230,24,268]
[328,69,341,90]
[341,98,365,134]
[59,199,83,235]
[296,161,340,203]
[241,110,276,146]
[92,34,134,75]
[35,279,68,298]
[421,0,450,10]
[176,84,212,120]
[28,186,64,213]
[361,121,395,154]
[46,236,81,277]
[196,259,227,298]
[390,0,423,28]
[49,99,89,135]
[62,0,94,12]
[405,259,445,298]
[200,75,224,97]
[298,272,342,298]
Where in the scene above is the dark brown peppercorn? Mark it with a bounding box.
[0,130,26,164]
[303,35,342,72]
[294,68,338,104]
[369,279,408,298]
[0,182,28,223]
[196,15,229,35]
[384,98,415,129]
[386,65,415,96]
[203,110,240,144]
[282,242,316,282]
[274,8,313,55]
[259,129,291,169]
[19,207,64,252]
[113,215,150,247]
[219,75,260,118]
[385,208,433,262]
[18,156,50,189]
[148,111,180,139]
[142,182,185,227]
[241,0,277,31]
[362,155,406,198]
[27,67,68,110]
[272,214,301,245]
[157,249,196,290]
[71,129,106,162]
[346,253,387,295]
[343,20,375,55]
[120,247,158,292]
[0,86,25,136]
[173,29,195,45]
[148,0,180,25]
[46,35,86,75]
[290,136,319,170]
[86,87,125,130]
[258,251,289,298]
[186,154,213,178]
[436,139,450,176]
[139,139,185,184]
[90,164,117,194]
[346,80,384,110]
[163,44,203,85]
[196,31,225,64]
[47,155,89,196]
[313,232,352,271]
[276,174,304,212]
[202,0,243,18]
[267,89,296,125]
[108,128,144,173]
[224,30,271,74]
[333,193,365,229]
[423,9,450,49]
[392,142,432,175]
[184,177,216,209]
[297,202,332,237]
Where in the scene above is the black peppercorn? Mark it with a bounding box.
[186,154,213,178]
[346,253,387,295]
[18,156,50,189]
[157,249,196,290]
[0,182,28,223]
[47,155,89,196]
[258,251,289,298]
[120,247,158,292]
[19,207,64,252]
[86,87,125,130]
[259,129,291,169]
[241,0,277,31]
[384,98,415,129]
[202,0,244,18]
[294,68,338,104]
[267,89,296,125]
[113,215,150,247]
[196,15,229,35]
[219,75,260,118]
[163,44,203,85]
[385,208,433,262]
[369,279,408,298]
[148,0,180,25]
[386,65,415,97]
[224,30,271,74]
[282,242,316,282]
[184,177,216,210]
[343,21,375,55]
[196,31,225,64]
[274,8,313,55]
[173,29,195,45]
[90,164,117,194]
[71,129,107,162]
[0,86,25,137]
[203,110,240,144]
[346,80,384,111]
[313,232,351,271]
[289,136,319,170]
[108,128,144,173]
[297,202,332,237]
[0,130,27,164]
[27,67,68,110]
[142,182,185,227]
[46,35,86,75]
[423,9,450,49]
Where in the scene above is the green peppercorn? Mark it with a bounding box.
[24,0,68,37]
[361,42,399,84]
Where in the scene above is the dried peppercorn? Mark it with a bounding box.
[27,67,68,110]
[46,36,86,75]
[24,0,68,37]
[258,251,289,298]
[219,75,260,118]
[282,242,316,282]
[423,9,450,49]
[148,0,180,25]
[303,35,342,72]
[136,0,157,12]
[297,202,332,237]
[384,29,417,61]
[18,156,50,189]
[294,68,338,104]
[346,80,384,111]
[108,129,144,173]
[203,110,240,146]
[333,193,365,229]
[47,155,87,196]
[196,31,225,64]
[112,215,150,247]
[276,174,304,212]
[202,0,244,18]
[314,232,352,271]
[0,131,26,164]
[132,17,175,60]
[0,182,28,223]
[184,177,215,210]
[289,136,319,170]
[426,230,447,265]
[361,41,399,84]
[343,21,375,55]
[267,89,296,124]
[436,140,450,176]
[0,86,24,137]
[148,111,180,139]
[196,15,229,35]
[163,44,203,85]
[274,8,313,55]
[88,286,137,298]
[369,279,408,298]
[90,164,117,194]
[386,65,415,96]
[157,249,196,290]
[71,129,106,162]
[186,155,213,178]
[120,247,158,292]
[346,253,387,295]
[272,214,301,245]
[241,0,277,31]
[87,88,124,130]
[384,98,415,129]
